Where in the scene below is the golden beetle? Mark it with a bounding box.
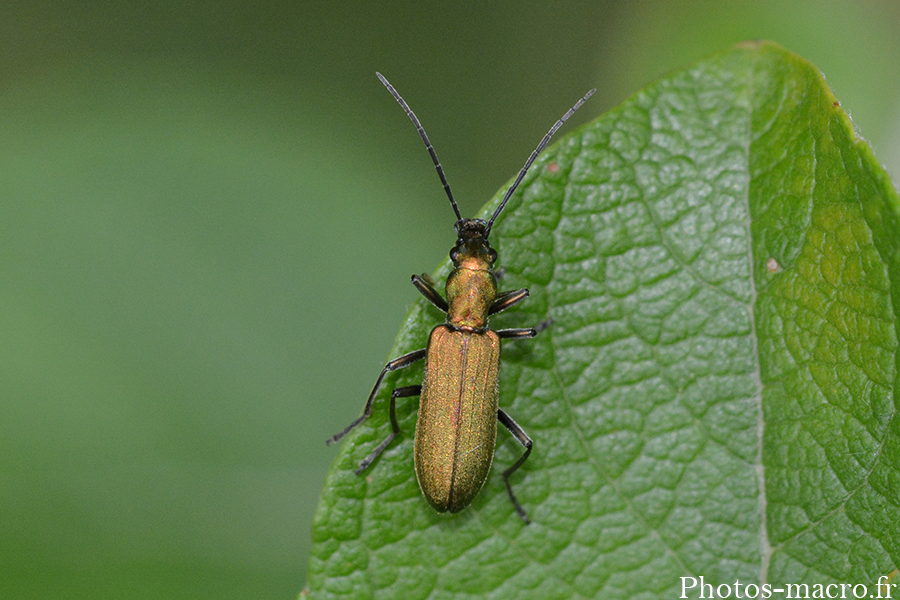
[327,73,593,523]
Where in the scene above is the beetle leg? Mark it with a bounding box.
[418,272,438,287]
[411,274,448,312]
[326,348,426,445]
[495,327,537,340]
[355,385,422,474]
[496,318,554,340]
[489,287,529,315]
[534,318,553,332]
[497,408,533,524]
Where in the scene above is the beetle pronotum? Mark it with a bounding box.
[327,73,594,523]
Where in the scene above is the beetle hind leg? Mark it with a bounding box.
[498,408,534,524]
[355,385,421,474]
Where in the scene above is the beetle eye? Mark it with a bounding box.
[449,248,458,262]
[489,248,497,263]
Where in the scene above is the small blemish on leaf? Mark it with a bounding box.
[547,163,559,173]
[878,569,899,596]
[765,257,780,273]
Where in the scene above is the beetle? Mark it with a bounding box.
[327,73,594,523]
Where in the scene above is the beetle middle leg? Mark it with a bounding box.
[490,287,529,315]
[497,408,534,524]
[326,348,426,446]
[495,326,537,339]
[496,317,554,340]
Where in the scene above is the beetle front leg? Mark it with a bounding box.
[355,385,421,473]
[411,274,448,312]
[326,348,426,446]
[497,408,534,524]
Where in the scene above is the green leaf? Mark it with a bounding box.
[307,41,900,599]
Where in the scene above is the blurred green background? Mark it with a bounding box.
[1,1,898,598]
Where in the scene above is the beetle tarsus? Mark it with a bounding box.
[327,415,366,445]
[498,408,534,524]
[503,478,531,525]
[356,434,394,473]
[535,319,553,332]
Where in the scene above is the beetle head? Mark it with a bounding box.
[450,218,496,268]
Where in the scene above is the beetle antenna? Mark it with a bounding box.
[485,87,596,237]
[376,72,463,223]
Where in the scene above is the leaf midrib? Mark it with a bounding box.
[743,49,774,587]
